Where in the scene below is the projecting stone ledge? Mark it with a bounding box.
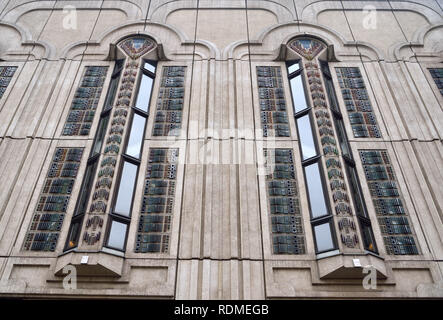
[54,251,124,277]
[317,253,388,279]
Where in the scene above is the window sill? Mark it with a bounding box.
[316,249,340,260]
[316,251,388,280]
[54,250,124,277]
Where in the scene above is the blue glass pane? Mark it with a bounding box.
[314,223,334,252]
[126,114,146,159]
[290,75,308,113]
[135,74,153,112]
[305,162,328,218]
[114,161,138,216]
[297,115,317,160]
[108,220,127,250]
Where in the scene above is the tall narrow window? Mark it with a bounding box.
[103,60,124,111]
[287,60,337,254]
[322,61,377,253]
[64,60,124,251]
[65,158,98,249]
[105,61,157,251]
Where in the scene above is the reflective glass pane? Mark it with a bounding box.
[346,164,367,217]
[314,223,335,252]
[107,220,127,250]
[305,162,328,218]
[297,115,317,160]
[144,62,156,73]
[288,62,300,74]
[126,114,146,159]
[325,78,339,112]
[135,74,154,112]
[335,119,351,158]
[290,75,308,112]
[114,161,138,216]
[65,219,81,250]
[361,222,377,253]
[104,76,119,110]
[75,160,98,216]
[91,115,109,156]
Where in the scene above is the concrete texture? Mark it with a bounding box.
[0,0,442,299]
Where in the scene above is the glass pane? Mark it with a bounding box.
[335,119,351,158]
[114,161,138,216]
[114,60,124,75]
[297,115,317,160]
[107,220,127,250]
[288,61,300,74]
[91,115,110,156]
[144,61,156,73]
[346,164,367,218]
[314,223,335,252]
[290,74,308,113]
[135,74,154,112]
[126,114,146,159]
[325,78,339,112]
[305,162,328,218]
[361,222,377,252]
[65,219,81,250]
[104,76,119,110]
[75,160,98,216]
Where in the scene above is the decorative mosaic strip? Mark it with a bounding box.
[288,38,325,61]
[429,68,443,96]
[135,148,178,253]
[152,67,186,136]
[120,37,155,59]
[305,61,359,249]
[257,66,290,137]
[62,66,108,136]
[359,150,419,255]
[0,66,17,100]
[335,67,381,138]
[264,149,305,254]
[23,148,83,251]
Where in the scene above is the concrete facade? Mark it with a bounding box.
[0,0,442,299]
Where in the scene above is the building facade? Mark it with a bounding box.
[0,0,442,299]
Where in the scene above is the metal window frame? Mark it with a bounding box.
[286,60,338,254]
[321,61,378,254]
[104,60,157,252]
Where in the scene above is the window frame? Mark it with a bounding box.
[103,59,124,112]
[320,60,378,254]
[103,60,157,252]
[104,216,130,251]
[286,60,338,254]
[133,61,156,114]
[63,61,125,252]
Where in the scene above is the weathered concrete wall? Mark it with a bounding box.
[0,0,442,299]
